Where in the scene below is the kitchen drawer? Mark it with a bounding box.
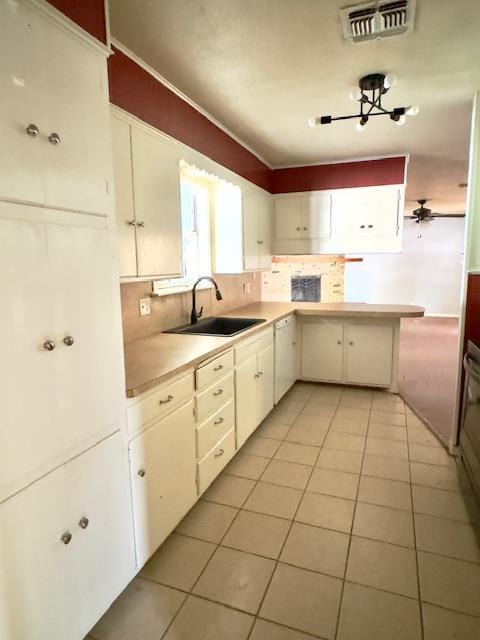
[196,399,235,459]
[234,327,274,365]
[195,371,234,422]
[197,428,236,494]
[196,349,234,391]
[127,372,194,435]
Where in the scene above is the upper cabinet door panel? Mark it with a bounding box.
[275,196,302,239]
[111,116,137,276]
[242,191,259,270]
[258,191,273,268]
[331,188,365,237]
[131,128,183,277]
[364,186,401,236]
[303,193,332,239]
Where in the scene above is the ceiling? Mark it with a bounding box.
[109,0,480,214]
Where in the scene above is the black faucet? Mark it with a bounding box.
[191,277,223,324]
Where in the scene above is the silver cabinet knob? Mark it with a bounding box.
[214,417,224,425]
[43,340,56,351]
[368,224,373,228]
[63,335,74,346]
[258,371,264,376]
[303,226,307,231]
[214,448,225,458]
[292,341,296,346]
[337,340,342,345]
[296,226,301,231]
[213,364,224,371]
[138,468,146,477]
[61,531,72,545]
[137,221,145,227]
[48,132,61,145]
[254,373,260,379]
[26,123,39,137]
[78,516,89,530]
[360,224,365,229]
[159,394,173,405]
[349,341,354,346]
[127,220,137,226]
[213,388,224,396]
[257,240,264,245]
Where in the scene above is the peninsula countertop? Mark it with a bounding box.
[124,301,424,398]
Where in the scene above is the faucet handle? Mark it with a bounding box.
[198,306,204,318]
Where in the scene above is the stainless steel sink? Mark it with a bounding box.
[164,316,266,337]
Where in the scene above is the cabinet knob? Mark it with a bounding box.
[63,335,74,347]
[303,226,307,231]
[257,240,264,245]
[360,225,365,229]
[368,224,373,229]
[78,516,89,530]
[213,388,224,396]
[48,132,61,145]
[61,531,72,545]
[214,448,225,458]
[159,394,173,405]
[213,364,224,371]
[337,340,342,345]
[137,221,145,228]
[214,417,224,425]
[349,341,354,346]
[254,373,260,379]
[26,123,40,137]
[258,371,264,376]
[127,220,137,226]
[43,340,56,351]
[138,468,146,477]
[292,341,296,346]
[296,226,301,231]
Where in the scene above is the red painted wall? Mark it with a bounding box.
[271,157,406,193]
[108,47,272,191]
[48,0,107,43]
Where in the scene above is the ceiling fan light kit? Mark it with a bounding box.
[309,72,419,132]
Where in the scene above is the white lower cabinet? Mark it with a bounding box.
[344,323,394,386]
[301,320,344,383]
[0,432,134,640]
[129,400,197,568]
[235,353,259,448]
[275,315,297,403]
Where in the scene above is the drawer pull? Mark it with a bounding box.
[258,371,264,376]
[254,373,260,379]
[78,517,89,530]
[214,448,225,458]
[213,364,224,371]
[63,335,74,346]
[159,394,173,405]
[214,417,224,425]
[26,123,40,137]
[43,340,56,351]
[137,468,146,477]
[61,531,72,545]
[213,389,223,396]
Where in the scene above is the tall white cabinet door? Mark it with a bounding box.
[331,189,363,238]
[345,324,393,386]
[129,401,197,567]
[0,466,76,640]
[111,115,137,276]
[258,192,273,269]
[257,344,274,423]
[131,127,183,277]
[275,318,297,403]
[301,321,344,382]
[242,192,259,270]
[236,355,259,447]
[67,434,135,637]
[364,187,401,236]
[303,193,331,239]
[275,196,302,239]
[47,223,124,452]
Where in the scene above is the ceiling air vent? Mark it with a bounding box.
[341,0,415,43]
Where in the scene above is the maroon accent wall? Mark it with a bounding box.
[108,47,272,191]
[271,157,406,193]
[48,0,107,43]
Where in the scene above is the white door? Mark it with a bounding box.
[301,321,344,382]
[242,191,259,270]
[111,115,137,276]
[303,193,332,239]
[364,186,401,236]
[257,343,274,423]
[275,317,297,403]
[275,196,303,239]
[0,465,76,640]
[235,354,259,447]
[68,433,135,638]
[258,191,273,269]
[129,401,197,567]
[131,127,183,277]
[331,188,364,238]
[345,324,393,386]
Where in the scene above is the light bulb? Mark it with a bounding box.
[356,121,366,132]
[308,116,319,128]
[349,86,362,101]
[396,114,406,126]
[384,73,398,89]
[406,104,419,116]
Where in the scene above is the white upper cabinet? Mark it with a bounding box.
[304,193,333,238]
[274,192,332,254]
[243,188,273,270]
[0,1,111,215]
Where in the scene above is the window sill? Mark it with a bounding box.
[151,280,213,298]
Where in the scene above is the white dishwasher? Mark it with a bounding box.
[274,314,297,403]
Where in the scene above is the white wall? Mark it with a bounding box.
[344,218,465,316]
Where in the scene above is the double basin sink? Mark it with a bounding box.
[164,316,266,337]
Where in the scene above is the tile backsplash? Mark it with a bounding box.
[121,273,261,343]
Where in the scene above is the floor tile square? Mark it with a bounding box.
[301,400,337,418]
[365,437,408,460]
[370,410,406,426]
[307,467,359,500]
[330,417,368,436]
[415,513,480,563]
[324,432,365,453]
[357,475,412,510]
[261,459,312,490]
[368,423,407,442]
[140,533,215,590]
[162,594,253,640]
[244,481,303,519]
[422,603,480,640]
[295,491,355,533]
[371,394,405,413]
[418,551,480,617]
[222,510,290,559]
[90,579,185,640]
[407,427,442,447]
[269,403,303,425]
[202,473,255,508]
[337,582,421,640]
[260,563,342,639]
[339,389,372,410]
[346,536,418,597]
[293,413,332,430]
[176,500,238,543]
[335,406,370,426]
[353,502,414,547]
[362,454,410,481]
[256,420,291,440]
[274,441,320,465]
[280,522,349,578]
[224,453,270,480]
[242,435,281,458]
[412,485,479,523]
[406,411,425,428]
[285,425,328,447]
[316,449,363,474]
[193,546,275,613]
[410,461,470,492]
[409,443,454,467]
[250,619,313,640]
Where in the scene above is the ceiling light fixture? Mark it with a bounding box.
[309,73,418,132]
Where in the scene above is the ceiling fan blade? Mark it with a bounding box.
[430,213,466,218]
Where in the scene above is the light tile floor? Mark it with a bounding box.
[89,383,480,640]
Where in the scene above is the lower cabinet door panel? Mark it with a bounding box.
[345,324,394,386]
[235,354,259,448]
[197,429,236,494]
[301,321,344,382]
[128,401,197,568]
[257,344,274,424]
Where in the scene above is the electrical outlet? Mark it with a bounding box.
[139,297,151,316]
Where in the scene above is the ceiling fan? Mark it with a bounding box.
[405,199,466,224]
